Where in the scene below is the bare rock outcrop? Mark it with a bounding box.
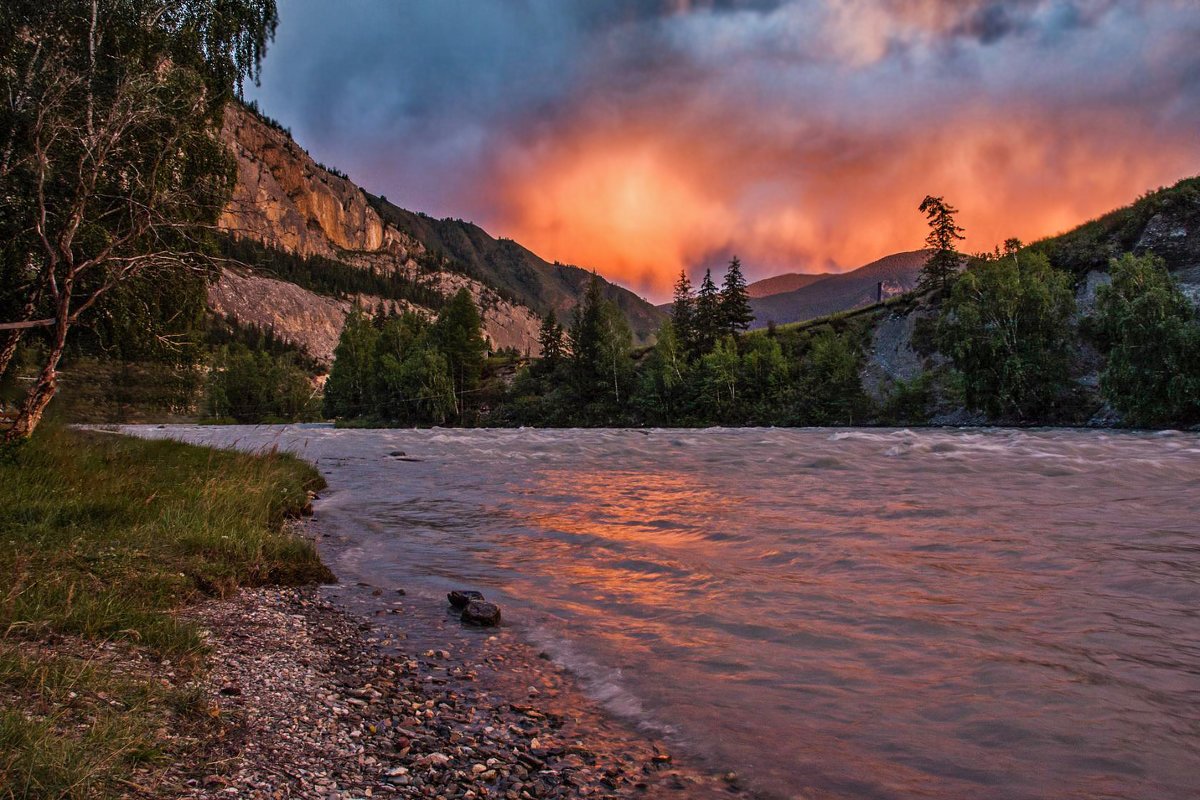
[208,271,349,363]
[1135,211,1200,271]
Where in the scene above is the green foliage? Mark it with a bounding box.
[323,291,488,425]
[637,320,688,423]
[938,252,1076,419]
[698,336,741,418]
[719,257,754,335]
[0,0,281,438]
[536,311,565,373]
[918,196,965,292]
[500,291,872,428]
[207,344,319,423]
[693,269,722,353]
[797,326,871,424]
[377,346,456,425]
[0,425,328,797]
[375,313,457,424]
[738,334,792,419]
[669,270,697,357]
[1095,253,1200,425]
[434,288,487,400]
[322,306,380,419]
[568,275,635,416]
[879,372,935,425]
[67,269,211,366]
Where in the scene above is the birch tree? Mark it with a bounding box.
[0,0,277,439]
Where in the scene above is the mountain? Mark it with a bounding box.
[748,250,929,327]
[212,103,663,362]
[364,198,664,343]
[746,272,832,298]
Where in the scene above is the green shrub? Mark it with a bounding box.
[1095,253,1200,426]
[938,252,1076,419]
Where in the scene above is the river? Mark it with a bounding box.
[125,425,1200,800]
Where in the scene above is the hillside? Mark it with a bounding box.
[749,251,929,328]
[857,177,1200,425]
[1027,176,1200,276]
[213,104,663,362]
[746,272,832,298]
[365,199,665,343]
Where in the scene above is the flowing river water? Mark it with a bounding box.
[127,426,1200,799]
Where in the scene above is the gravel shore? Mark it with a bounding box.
[174,586,756,800]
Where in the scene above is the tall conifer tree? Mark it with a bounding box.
[918,196,966,292]
[537,311,565,368]
[694,269,721,354]
[720,256,754,335]
[670,270,696,356]
[433,288,487,402]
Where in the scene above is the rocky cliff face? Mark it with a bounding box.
[209,270,350,362]
[213,104,543,361]
[219,109,385,258]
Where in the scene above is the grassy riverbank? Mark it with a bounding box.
[0,427,331,798]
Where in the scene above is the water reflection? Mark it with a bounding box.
[124,426,1200,800]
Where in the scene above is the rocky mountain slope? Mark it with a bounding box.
[749,250,928,328]
[211,104,663,363]
[366,199,665,343]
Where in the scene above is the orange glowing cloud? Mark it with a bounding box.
[490,103,1198,300]
[249,2,1200,304]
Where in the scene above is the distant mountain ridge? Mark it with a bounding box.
[748,250,929,328]
[746,272,832,298]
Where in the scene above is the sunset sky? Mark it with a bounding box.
[247,1,1200,301]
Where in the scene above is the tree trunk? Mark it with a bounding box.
[5,318,67,442]
[0,330,22,380]
[0,293,48,377]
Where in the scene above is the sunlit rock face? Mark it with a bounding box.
[220,106,385,258]
[210,104,544,362]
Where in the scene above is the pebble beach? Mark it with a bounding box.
[174,585,755,800]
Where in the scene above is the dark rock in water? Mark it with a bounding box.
[461,599,501,626]
[388,450,406,457]
[447,590,484,609]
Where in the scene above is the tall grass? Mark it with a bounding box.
[0,427,332,798]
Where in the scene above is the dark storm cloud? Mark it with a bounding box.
[246,1,1200,298]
